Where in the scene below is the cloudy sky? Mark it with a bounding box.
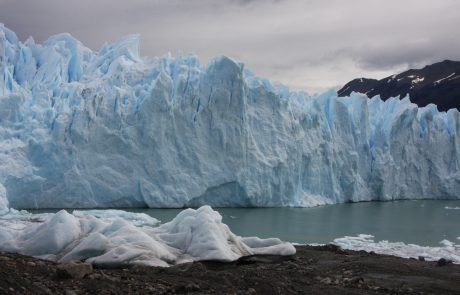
[1,0,460,93]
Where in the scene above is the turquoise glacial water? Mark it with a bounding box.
[31,200,460,246]
[132,200,460,246]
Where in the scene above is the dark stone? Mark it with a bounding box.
[174,283,201,293]
[56,262,93,279]
[437,258,453,267]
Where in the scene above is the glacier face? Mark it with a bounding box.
[0,24,459,210]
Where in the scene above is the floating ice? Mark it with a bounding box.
[0,24,460,209]
[0,206,296,267]
[333,234,460,264]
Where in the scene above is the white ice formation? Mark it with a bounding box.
[333,234,460,264]
[0,206,295,266]
[0,24,460,210]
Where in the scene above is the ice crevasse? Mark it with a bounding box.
[0,24,460,212]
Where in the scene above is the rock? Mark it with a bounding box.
[324,244,346,253]
[351,277,364,284]
[88,273,102,280]
[26,261,36,267]
[343,270,353,276]
[65,290,77,295]
[418,256,425,261]
[320,277,332,285]
[247,287,257,294]
[0,256,11,261]
[344,277,364,285]
[171,262,207,272]
[175,283,201,293]
[56,262,93,279]
[185,283,201,292]
[437,258,453,266]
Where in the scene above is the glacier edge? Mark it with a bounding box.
[0,24,459,210]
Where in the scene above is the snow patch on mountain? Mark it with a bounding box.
[435,73,456,85]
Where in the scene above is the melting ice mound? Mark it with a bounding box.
[1,24,460,210]
[0,206,295,267]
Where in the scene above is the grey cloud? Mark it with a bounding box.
[327,36,460,73]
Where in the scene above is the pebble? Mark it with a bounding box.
[320,277,332,284]
[56,262,93,279]
[88,273,102,280]
[343,270,353,276]
[174,283,201,293]
[437,258,452,267]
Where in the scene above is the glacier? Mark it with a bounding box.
[0,24,460,211]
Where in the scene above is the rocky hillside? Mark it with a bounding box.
[338,60,460,111]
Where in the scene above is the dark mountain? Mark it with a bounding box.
[337,60,460,111]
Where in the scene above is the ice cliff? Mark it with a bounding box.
[0,24,459,210]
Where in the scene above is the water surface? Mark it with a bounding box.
[31,200,460,246]
[132,200,460,246]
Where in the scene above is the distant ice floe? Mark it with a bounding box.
[333,234,460,264]
[0,206,295,267]
[445,206,460,210]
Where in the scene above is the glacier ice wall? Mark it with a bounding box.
[0,24,459,209]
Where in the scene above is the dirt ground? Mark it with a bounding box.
[1,245,459,294]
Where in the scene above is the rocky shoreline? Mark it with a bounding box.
[1,245,459,294]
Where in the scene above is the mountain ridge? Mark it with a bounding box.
[338,60,460,111]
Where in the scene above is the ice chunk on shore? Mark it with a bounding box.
[0,206,296,267]
[333,234,460,264]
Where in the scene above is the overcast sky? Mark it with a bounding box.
[1,0,460,93]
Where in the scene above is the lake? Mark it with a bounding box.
[31,200,460,247]
[130,200,460,246]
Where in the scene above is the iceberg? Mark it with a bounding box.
[0,206,295,266]
[0,24,459,210]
